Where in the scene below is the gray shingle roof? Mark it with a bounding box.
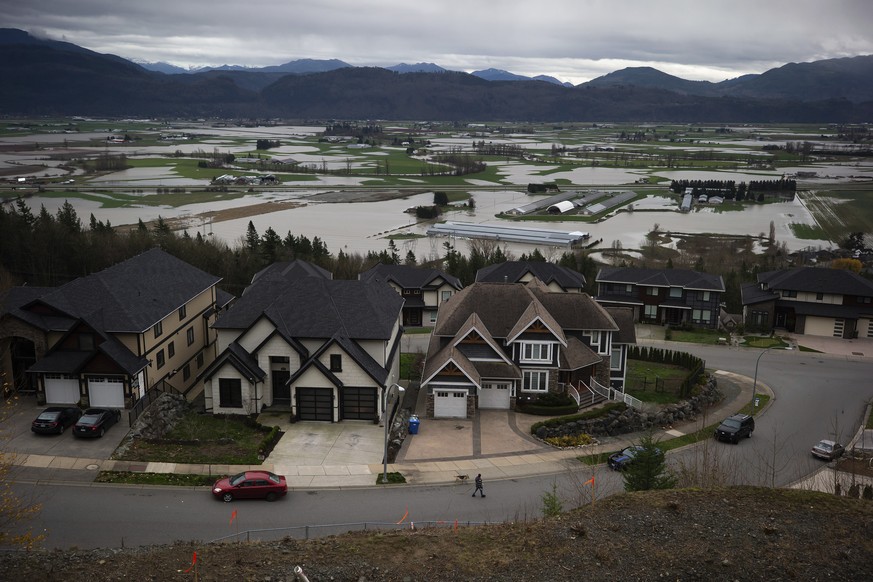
[476,261,586,290]
[215,276,403,340]
[358,263,461,290]
[597,267,725,292]
[434,281,617,339]
[25,248,222,333]
[757,267,873,296]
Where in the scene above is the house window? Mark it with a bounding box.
[196,352,204,368]
[430,310,437,324]
[153,321,163,338]
[182,364,191,381]
[523,370,548,392]
[219,378,243,408]
[156,349,165,369]
[610,347,622,370]
[692,309,711,324]
[751,310,768,327]
[330,354,342,372]
[187,327,195,346]
[625,284,633,293]
[701,291,710,301]
[816,292,824,301]
[646,287,658,296]
[178,305,187,320]
[521,342,551,362]
[168,341,175,358]
[669,287,682,298]
[783,290,797,298]
[441,290,452,302]
[644,304,657,319]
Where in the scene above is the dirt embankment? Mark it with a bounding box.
[1,487,871,581]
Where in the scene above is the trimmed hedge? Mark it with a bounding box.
[530,402,627,434]
[517,403,579,416]
[628,345,705,398]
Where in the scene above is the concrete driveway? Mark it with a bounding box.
[2,393,129,460]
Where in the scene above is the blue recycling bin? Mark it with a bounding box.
[408,415,420,435]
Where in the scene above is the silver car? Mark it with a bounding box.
[811,439,844,461]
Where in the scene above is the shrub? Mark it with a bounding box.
[529,402,626,434]
[544,434,593,448]
[258,425,283,458]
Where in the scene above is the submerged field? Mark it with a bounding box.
[1,120,871,253]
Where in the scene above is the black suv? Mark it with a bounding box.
[714,414,754,444]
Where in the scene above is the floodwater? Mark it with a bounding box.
[2,123,858,258]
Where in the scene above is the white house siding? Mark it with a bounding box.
[206,365,260,415]
[256,335,302,407]
[862,318,873,338]
[360,338,391,368]
[321,346,373,386]
[237,318,276,354]
[293,366,338,388]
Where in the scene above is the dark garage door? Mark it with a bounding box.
[297,388,333,421]
[342,387,377,421]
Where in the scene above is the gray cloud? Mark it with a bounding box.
[4,0,873,83]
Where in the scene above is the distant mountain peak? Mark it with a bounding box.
[386,62,447,74]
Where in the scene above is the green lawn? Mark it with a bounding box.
[668,328,726,344]
[113,412,272,465]
[625,359,691,404]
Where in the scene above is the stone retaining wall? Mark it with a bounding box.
[534,375,723,440]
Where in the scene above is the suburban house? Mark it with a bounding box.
[0,248,229,408]
[421,279,635,419]
[595,267,725,330]
[741,267,873,338]
[476,261,587,292]
[358,263,462,327]
[202,260,404,421]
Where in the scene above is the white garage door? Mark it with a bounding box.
[88,376,125,408]
[803,316,837,337]
[434,389,468,418]
[479,382,510,409]
[44,374,79,404]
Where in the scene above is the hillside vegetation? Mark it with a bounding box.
[1,487,871,581]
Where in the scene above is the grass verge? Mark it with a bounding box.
[376,472,406,484]
[95,471,216,486]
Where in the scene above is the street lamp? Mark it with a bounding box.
[751,345,792,412]
[382,383,405,484]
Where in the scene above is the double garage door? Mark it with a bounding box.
[297,387,377,421]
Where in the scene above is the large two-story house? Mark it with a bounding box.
[0,248,228,407]
[358,263,462,327]
[595,267,724,330]
[421,279,635,419]
[202,260,404,421]
[476,261,587,293]
[741,267,873,338]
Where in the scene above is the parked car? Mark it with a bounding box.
[212,471,288,502]
[811,439,845,461]
[608,445,646,470]
[73,408,121,438]
[714,414,755,444]
[31,406,82,435]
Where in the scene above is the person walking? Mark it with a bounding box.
[472,473,485,497]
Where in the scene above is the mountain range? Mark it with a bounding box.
[2,28,872,121]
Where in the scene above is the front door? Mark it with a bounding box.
[272,370,290,404]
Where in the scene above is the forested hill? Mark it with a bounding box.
[1,28,872,121]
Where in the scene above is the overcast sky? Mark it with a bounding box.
[5,0,873,84]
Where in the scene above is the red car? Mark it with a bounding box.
[212,471,287,502]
